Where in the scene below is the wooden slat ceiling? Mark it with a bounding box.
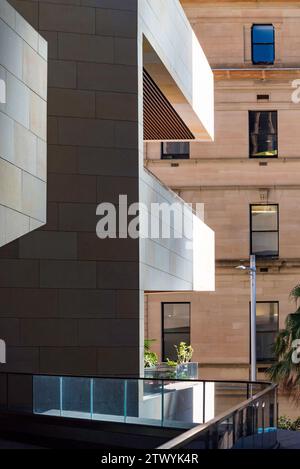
[143,69,194,141]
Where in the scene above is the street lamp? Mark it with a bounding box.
[236,255,257,382]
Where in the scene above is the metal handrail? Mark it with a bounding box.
[157,383,277,449]
[0,370,272,386]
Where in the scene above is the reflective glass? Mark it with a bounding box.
[256,302,278,332]
[257,331,277,361]
[61,377,91,419]
[252,25,274,64]
[163,303,190,361]
[252,25,274,44]
[253,44,274,64]
[251,205,278,231]
[249,111,277,158]
[161,142,190,159]
[251,232,278,257]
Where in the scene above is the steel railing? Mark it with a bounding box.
[157,382,277,449]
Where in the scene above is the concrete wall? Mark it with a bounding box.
[0,0,47,246]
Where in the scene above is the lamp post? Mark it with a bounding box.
[236,255,257,382]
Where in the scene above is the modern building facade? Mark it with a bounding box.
[146,0,300,418]
[0,0,215,412]
[0,2,47,247]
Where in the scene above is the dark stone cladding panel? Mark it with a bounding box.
[2,0,141,381]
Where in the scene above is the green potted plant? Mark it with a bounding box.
[144,340,198,379]
[144,339,158,369]
[172,342,198,379]
[144,339,177,378]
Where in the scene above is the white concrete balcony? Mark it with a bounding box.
[140,168,215,292]
[139,0,215,292]
[140,0,214,143]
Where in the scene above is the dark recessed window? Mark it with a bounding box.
[257,94,270,101]
[161,142,190,160]
[162,303,190,362]
[256,301,279,362]
[250,204,279,258]
[249,111,278,158]
[252,24,275,64]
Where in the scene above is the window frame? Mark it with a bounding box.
[161,302,191,362]
[249,301,279,363]
[248,110,278,159]
[250,204,279,258]
[161,142,190,160]
[251,24,275,65]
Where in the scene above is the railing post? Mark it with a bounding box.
[90,378,94,420]
[203,382,206,424]
[161,380,164,427]
[212,423,219,449]
[124,379,128,424]
[232,410,237,446]
[31,374,34,414]
[59,376,62,417]
[261,401,265,449]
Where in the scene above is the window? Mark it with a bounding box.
[161,142,190,160]
[256,302,279,362]
[162,303,190,362]
[250,205,279,257]
[249,111,278,158]
[252,25,275,64]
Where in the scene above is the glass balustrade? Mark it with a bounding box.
[33,375,272,438]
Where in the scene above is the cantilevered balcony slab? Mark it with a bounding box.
[140,169,215,292]
[139,0,214,142]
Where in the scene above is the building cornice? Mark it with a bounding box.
[146,156,300,164]
[174,185,300,190]
[213,68,300,80]
[181,0,300,5]
[216,259,300,269]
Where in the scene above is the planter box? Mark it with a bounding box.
[176,362,198,380]
[144,362,198,380]
[144,364,176,380]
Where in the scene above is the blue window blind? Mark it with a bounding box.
[252,25,275,64]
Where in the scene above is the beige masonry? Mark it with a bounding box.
[0,0,47,247]
[146,0,300,418]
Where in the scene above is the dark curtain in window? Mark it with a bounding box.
[249,111,277,157]
[161,142,190,160]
